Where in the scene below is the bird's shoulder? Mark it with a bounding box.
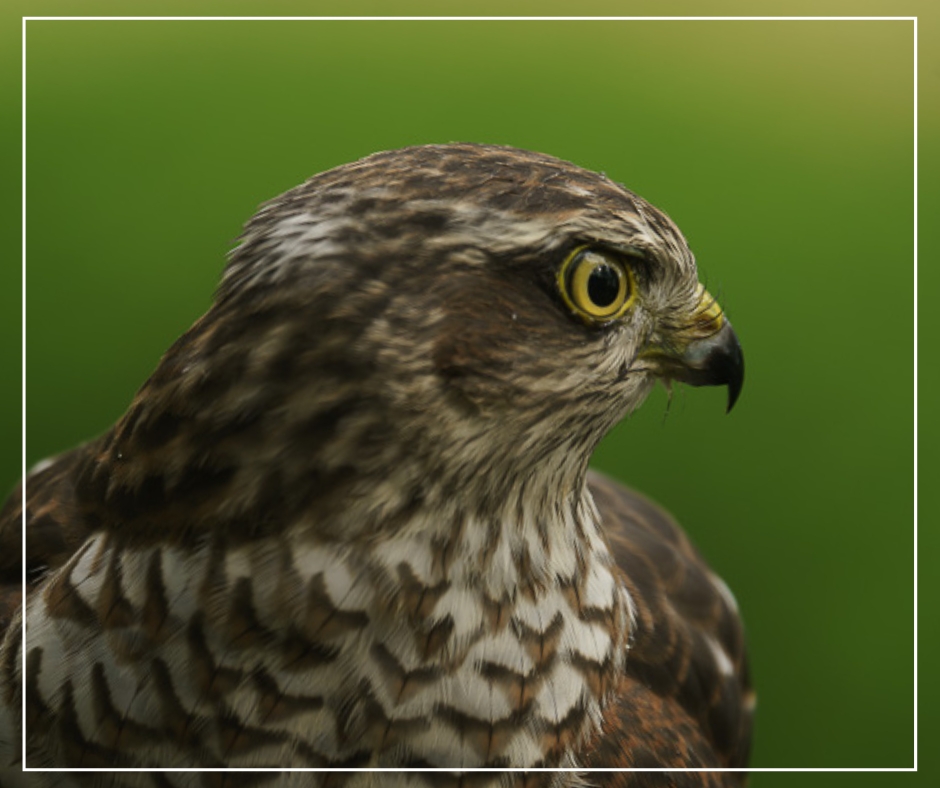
[583,469,753,781]
[0,446,97,631]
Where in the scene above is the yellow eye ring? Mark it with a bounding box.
[557,246,636,324]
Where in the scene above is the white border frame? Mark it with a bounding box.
[19,14,919,778]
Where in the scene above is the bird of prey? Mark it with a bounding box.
[0,144,752,787]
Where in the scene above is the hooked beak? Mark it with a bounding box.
[640,286,745,413]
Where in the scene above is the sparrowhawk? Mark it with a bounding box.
[0,144,752,787]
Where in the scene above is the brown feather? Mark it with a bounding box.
[582,470,753,784]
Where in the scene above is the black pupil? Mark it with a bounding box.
[587,264,621,307]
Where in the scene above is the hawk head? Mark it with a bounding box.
[93,143,743,543]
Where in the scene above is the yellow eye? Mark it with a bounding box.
[557,246,636,324]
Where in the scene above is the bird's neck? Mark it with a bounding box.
[32,481,632,769]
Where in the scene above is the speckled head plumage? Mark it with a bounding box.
[222,143,700,335]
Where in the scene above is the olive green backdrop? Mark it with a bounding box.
[2,3,935,787]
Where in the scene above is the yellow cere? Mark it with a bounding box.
[692,283,726,333]
[557,246,637,325]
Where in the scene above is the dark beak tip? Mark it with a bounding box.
[724,325,745,414]
[726,377,743,414]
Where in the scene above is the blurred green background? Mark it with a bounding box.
[2,3,935,786]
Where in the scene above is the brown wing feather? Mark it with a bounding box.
[0,446,99,631]
[0,485,22,634]
[582,470,753,785]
